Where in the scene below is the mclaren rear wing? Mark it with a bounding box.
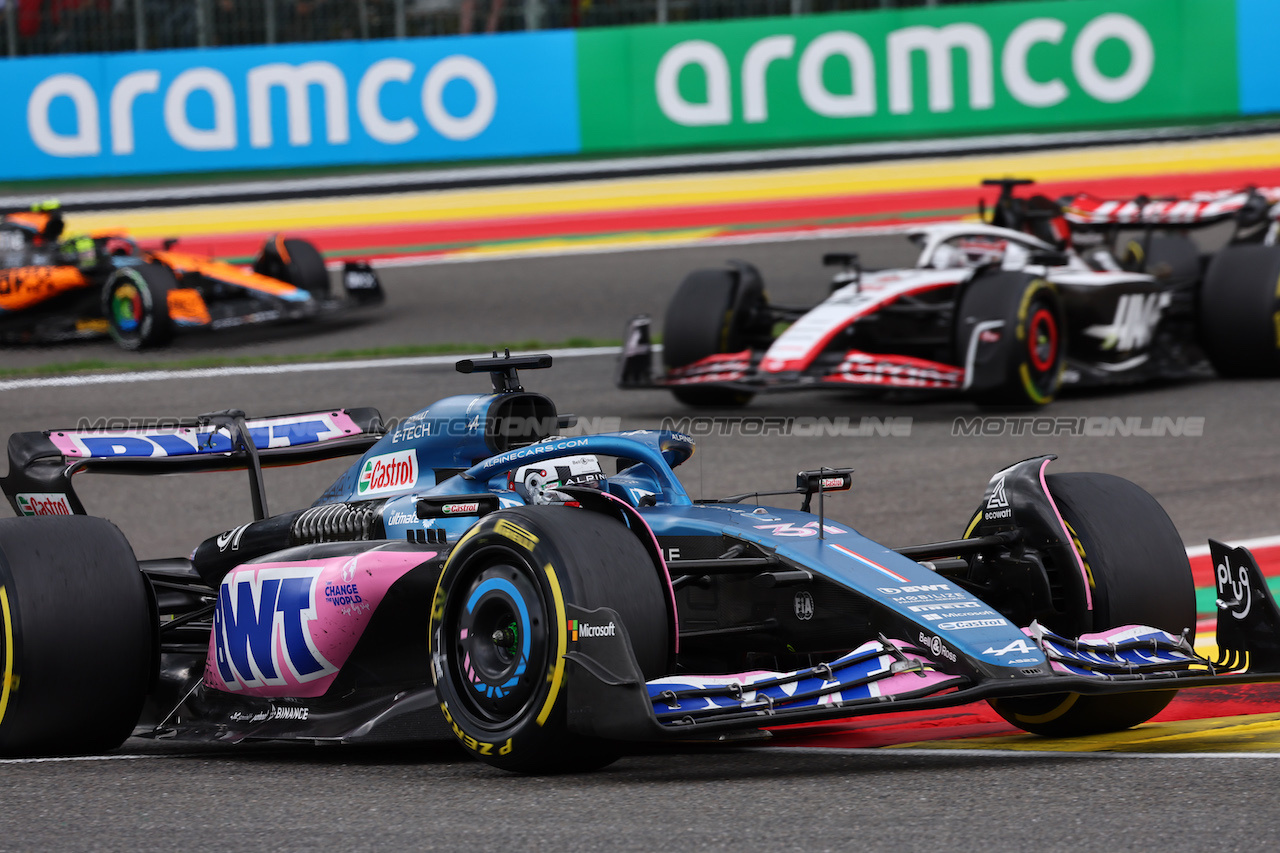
[2,407,384,519]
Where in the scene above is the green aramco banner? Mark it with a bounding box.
[576,0,1237,153]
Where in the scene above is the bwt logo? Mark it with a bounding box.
[28,55,497,158]
[213,567,338,690]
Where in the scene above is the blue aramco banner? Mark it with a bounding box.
[2,33,581,179]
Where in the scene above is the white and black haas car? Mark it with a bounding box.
[616,179,1280,407]
[4,353,1280,774]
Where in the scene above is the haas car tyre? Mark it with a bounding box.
[662,263,771,407]
[103,264,176,350]
[957,272,1066,407]
[431,507,669,774]
[988,473,1195,737]
[1199,244,1280,377]
[253,236,330,297]
[0,516,154,756]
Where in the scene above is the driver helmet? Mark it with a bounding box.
[509,454,605,505]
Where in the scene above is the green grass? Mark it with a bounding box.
[0,336,627,380]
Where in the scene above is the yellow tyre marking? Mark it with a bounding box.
[0,587,13,725]
[535,562,568,728]
[1010,693,1080,725]
[962,511,982,539]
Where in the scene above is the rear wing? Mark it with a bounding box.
[2,407,384,519]
[1062,187,1280,229]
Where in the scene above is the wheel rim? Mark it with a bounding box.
[446,552,550,726]
[110,281,144,334]
[1028,307,1058,372]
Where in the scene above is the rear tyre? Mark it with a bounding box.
[1123,234,1202,288]
[0,516,154,756]
[988,473,1195,737]
[1199,244,1280,377]
[956,272,1066,407]
[102,264,175,350]
[430,507,669,773]
[253,236,330,297]
[662,266,770,407]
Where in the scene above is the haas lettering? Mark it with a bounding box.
[213,567,338,690]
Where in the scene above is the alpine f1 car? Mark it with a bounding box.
[617,179,1280,407]
[3,353,1279,773]
[0,201,384,349]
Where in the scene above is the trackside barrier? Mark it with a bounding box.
[1,0,1276,182]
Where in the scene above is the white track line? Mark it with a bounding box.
[0,345,626,392]
[363,223,917,269]
[0,753,180,765]
[1186,535,1280,557]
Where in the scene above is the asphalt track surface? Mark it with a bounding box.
[4,232,1280,850]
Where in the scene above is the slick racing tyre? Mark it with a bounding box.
[956,272,1066,407]
[253,236,330,297]
[0,516,154,756]
[1123,235,1202,288]
[430,507,669,774]
[1198,244,1280,377]
[986,473,1195,737]
[102,263,176,350]
[662,264,771,407]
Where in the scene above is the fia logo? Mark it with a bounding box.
[1084,292,1172,351]
[1216,557,1253,621]
[987,477,1009,509]
[794,591,815,621]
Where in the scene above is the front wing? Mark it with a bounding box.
[564,540,1280,741]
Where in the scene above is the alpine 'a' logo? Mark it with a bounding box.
[987,477,1009,509]
[1084,292,1172,352]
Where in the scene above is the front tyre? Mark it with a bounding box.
[253,236,330,297]
[957,272,1066,407]
[662,265,770,407]
[102,264,176,350]
[430,507,669,773]
[988,473,1195,737]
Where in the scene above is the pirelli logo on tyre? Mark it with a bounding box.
[440,701,513,756]
[494,518,539,551]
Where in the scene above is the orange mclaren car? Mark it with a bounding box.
[0,202,383,349]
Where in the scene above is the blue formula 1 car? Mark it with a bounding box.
[1,354,1279,773]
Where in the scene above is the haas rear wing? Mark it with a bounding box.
[1062,187,1280,229]
[2,407,384,519]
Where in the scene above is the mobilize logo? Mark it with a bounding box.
[568,619,616,641]
[16,493,72,516]
[357,450,417,497]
